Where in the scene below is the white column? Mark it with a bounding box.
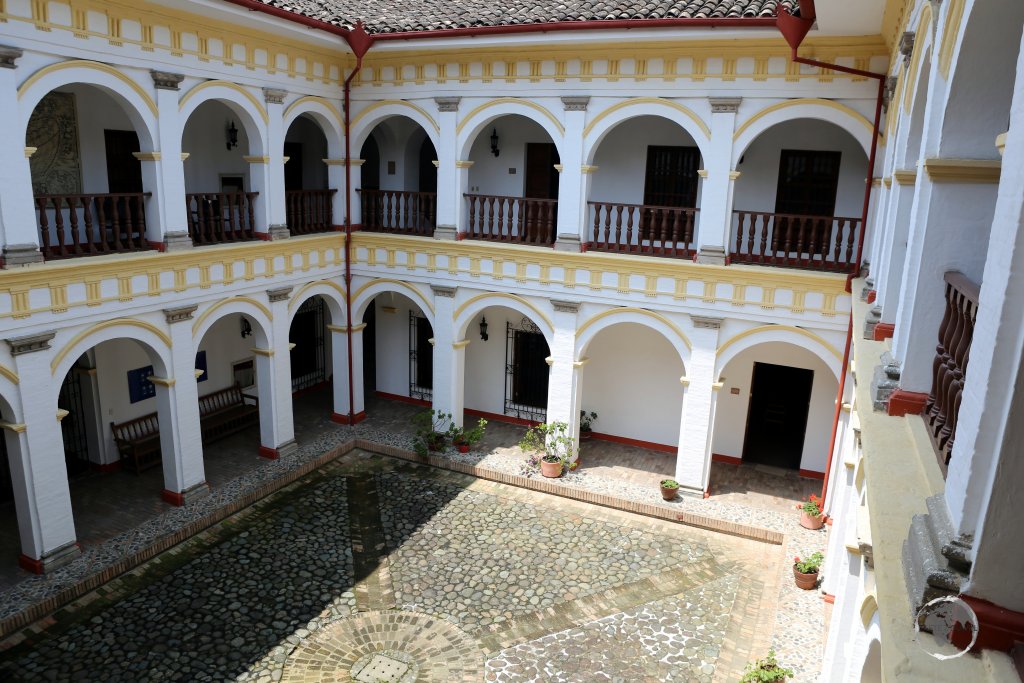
[675,317,722,493]
[544,300,582,445]
[434,97,460,240]
[695,98,740,265]
[876,172,917,322]
[346,159,365,227]
[263,88,289,240]
[0,47,44,265]
[325,159,346,227]
[5,332,80,573]
[254,287,297,458]
[156,305,208,505]
[330,323,366,422]
[429,285,464,427]
[150,71,192,251]
[453,161,473,236]
[554,97,589,252]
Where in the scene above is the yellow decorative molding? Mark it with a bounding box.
[283,96,344,130]
[243,155,271,164]
[0,421,26,433]
[179,80,269,125]
[352,278,434,315]
[583,97,710,139]
[455,160,475,169]
[191,296,274,337]
[457,98,564,136]
[883,176,893,188]
[431,160,440,168]
[0,364,19,385]
[573,357,591,368]
[180,153,190,161]
[859,593,879,629]
[452,339,471,350]
[923,159,1001,183]
[326,324,344,333]
[56,409,69,422]
[454,292,553,333]
[581,165,599,174]
[734,98,880,142]
[132,152,161,161]
[712,381,725,392]
[24,147,37,158]
[679,376,690,387]
[728,171,742,181]
[351,99,439,134]
[148,375,175,387]
[50,318,172,374]
[996,132,1008,157]
[288,279,347,312]
[716,325,843,362]
[902,3,933,114]
[939,0,966,78]
[576,307,692,352]
[892,169,917,185]
[251,347,273,357]
[194,369,205,379]
[18,60,158,117]
[349,323,368,333]
[697,169,709,178]
[872,177,883,187]
[553,164,564,173]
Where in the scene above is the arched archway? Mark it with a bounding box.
[283,113,335,234]
[286,286,346,436]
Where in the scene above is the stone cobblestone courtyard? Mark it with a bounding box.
[0,451,784,682]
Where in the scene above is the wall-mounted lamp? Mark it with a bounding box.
[240,317,252,338]
[490,128,500,157]
[226,121,239,151]
[479,316,489,341]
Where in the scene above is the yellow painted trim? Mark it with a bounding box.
[352,278,435,315]
[456,98,564,136]
[583,97,710,139]
[191,296,273,337]
[679,376,690,387]
[251,347,273,357]
[455,160,475,168]
[24,147,37,159]
[452,339,471,350]
[902,3,933,114]
[132,152,161,161]
[712,381,725,392]
[716,325,843,362]
[287,342,297,351]
[733,98,879,142]
[50,319,173,374]
[860,593,879,628]
[996,132,1008,157]
[243,155,270,164]
[892,169,917,185]
[351,99,439,134]
[939,0,966,78]
[454,292,553,333]
[576,307,692,352]
[18,60,158,117]
[923,159,1001,183]
[56,409,69,422]
[883,176,893,188]
[283,96,344,131]
[0,421,26,433]
[327,324,344,333]
[179,80,269,125]
[148,376,175,387]
[0,364,19,385]
[349,323,368,333]
[288,279,348,312]
[573,357,591,368]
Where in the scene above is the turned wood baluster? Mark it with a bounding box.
[82,196,98,252]
[36,198,52,256]
[52,196,68,256]
[846,219,859,271]
[121,196,135,251]
[591,204,601,248]
[246,193,258,238]
[669,209,681,257]
[926,281,957,422]
[545,201,555,244]
[64,196,83,254]
[684,211,694,257]
[937,292,974,441]
[932,289,968,437]
[732,211,742,256]
[625,204,636,252]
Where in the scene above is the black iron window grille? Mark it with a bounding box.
[290,296,326,392]
[409,312,433,401]
[504,317,550,422]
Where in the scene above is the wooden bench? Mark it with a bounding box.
[111,384,259,475]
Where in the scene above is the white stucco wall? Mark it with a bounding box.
[463,306,549,416]
[711,341,838,472]
[368,293,431,398]
[580,322,684,447]
[362,117,432,192]
[467,115,557,197]
[182,99,254,193]
[284,114,329,190]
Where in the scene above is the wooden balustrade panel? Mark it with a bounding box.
[358,189,436,236]
[464,194,556,245]
[286,189,337,235]
[730,210,861,272]
[34,193,152,260]
[925,271,980,474]
[587,202,697,258]
[185,192,258,245]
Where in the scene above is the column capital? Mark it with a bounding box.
[0,46,24,69]
[267,286,293,302]
[898,31,916,64]
[435,96,461,112]
[691,315,724,330]
[431,285,458,298]
[551,299,581,314]
[164,304,198,323]
[708,97,741,114]
[561,96,591,111]
[263,88,287,105]
[455,160,475,169]
[5,331,56,355]
[151,70,185,90]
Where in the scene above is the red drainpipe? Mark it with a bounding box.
[776,4,886,506]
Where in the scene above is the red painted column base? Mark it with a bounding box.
[823,593,836,604]
[161,489,186,506]
[258,445,281,459]
[330,411,366,425]
[953,595,1024,652]
[866,290,877,303]
[887,390,929,416]
[873,322,895,341]
[18,554,44,574]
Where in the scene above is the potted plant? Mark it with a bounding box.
[793,551,824,590]
[660,478,680,501]
[579,410,598,441]
[450,418,487,453]
[739,649,793,682]
[520,421,578,478]
[412,409,454,456]
[797,494,824,530]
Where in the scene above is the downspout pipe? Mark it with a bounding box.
[776,3,885,507]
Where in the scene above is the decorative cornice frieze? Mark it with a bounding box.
[561,96,591,111]
[263,88,287,105]
[150,70,184,90]
[164,304,199,324]
[6,331,56,356]
[455,160,475,169]
[691,315,724,329]
[898,32,916,63]
[434,96,461,112]
[267,286,293,302]
[0,46,24,69]
[883,75,898,110]
[709,97,741,114]
[923,158,1001,183]
[892,169,917,185]
[551,300,581,313]
[430,285,457,298]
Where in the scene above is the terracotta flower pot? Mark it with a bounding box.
[540,458,563,478]
[660,485,678,501]
[793,566,818,590]
[456,443,470,453]
[799,510,824,530]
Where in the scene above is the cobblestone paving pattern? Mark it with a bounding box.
[485,574,740,683]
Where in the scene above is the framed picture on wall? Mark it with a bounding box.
[127,366,156,403]
[232,359,255,390]
[195,350,208,383]
[220,174,245,193]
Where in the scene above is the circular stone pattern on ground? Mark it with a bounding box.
[281,610,484,682]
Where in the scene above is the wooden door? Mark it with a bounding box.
[524,143,559,199]
[284,142,303,191]
[418,138,438,193]
[741,362,814,470]
[103,129,143,193]
[642,146,700,208]
[773,150,841,254]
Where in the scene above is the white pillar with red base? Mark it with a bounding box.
[433,98,460,239]
[430,285,464,428]
[674,317,722,494]
[330,323,366,424]
[544,300,582,453]
[255,287,297,459]
[695,98,740,265]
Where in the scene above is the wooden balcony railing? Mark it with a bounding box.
[588,202,697,258]
[186,192,258,246]
[358,189,436,236]
[35,193,152,260]
[925,271,980,475]
[731,210,862,272]
[465,194,557,246]
[286,189,336,235]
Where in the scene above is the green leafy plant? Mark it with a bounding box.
[579,410,598,433]
[451,418,487,448]
[519,421,578,475]
[799,494,823,516]
[739,649,793,683]
[794,551,824,575]
[660,479,679,489]
[413,409,454,456]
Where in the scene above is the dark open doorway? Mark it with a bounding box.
[524,142,559,199]
[362,300,377,397]
[741,362,813,470]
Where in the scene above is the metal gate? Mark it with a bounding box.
[0,430,12,504]
[290,296,326,392]
[58,365,91,476]
[409,312,433,401]
[504,318,549,422]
